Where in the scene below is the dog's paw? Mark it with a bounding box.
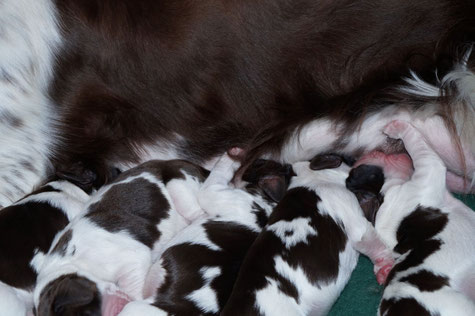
[374,257,394,285]
[227,147,245,161]
[383,120,410,140]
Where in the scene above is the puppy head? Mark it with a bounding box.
[242,159,295,202]
[37,274,101,316]
[346,164,385,224]
[309,153,355,170]
[55,161,121,194]
[354,151,413,182]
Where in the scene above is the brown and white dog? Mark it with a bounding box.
[31,159,210,316]
[355,120,475,316]
[116,154,293,316]
[0,0,475,207]
[221,154,393,316]
[0,180,90,316]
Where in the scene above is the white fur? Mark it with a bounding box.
[0,282,30,316]
[131,154,276,314]
[32,219,153,305]
[17,180,90,220]
[252,161,392,316]
[267,218,317,249]
[186,267,221,314]
[0,180,89,316]
[32,162,217,314]
[375,121,475,315]
[0,0,62,207]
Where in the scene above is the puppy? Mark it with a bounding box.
[115,154,293,316]
[32,159,210,316]
[221,154,394,316]
[0,180,90,316]
[356,120,475,316]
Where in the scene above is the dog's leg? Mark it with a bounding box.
[384,120,447,207]
[0,0,62,207]
[165,177,204,223]
[338,197,394,284]
[198,150,242,217]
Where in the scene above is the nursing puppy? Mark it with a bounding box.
[1,0,475,207]
[116,154,293,316]
[0,180,90,316]
[357,120,475,316]
[221,154,393,316]
[32,159,210,316]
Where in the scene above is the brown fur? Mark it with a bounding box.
[49,0,475,177]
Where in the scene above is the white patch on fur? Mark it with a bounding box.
[376,122,475,315]
[267,218,317,249]
[33,219,153,306]
[0,0,62,207]
[118,300,167,316]
[0,282,31,316]
[166,174,204,223]
[115,135,184,171]
[255,248,358,316]
[17,180,89,220]
[255,277,302,316]
[186,267,221,314]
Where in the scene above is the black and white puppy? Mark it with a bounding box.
[116,154,293,316]
[221,154,394,316]
[31,159,210,316]
[357,120,475,316]
[0,180,90,316]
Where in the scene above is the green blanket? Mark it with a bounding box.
[329,194,475,315]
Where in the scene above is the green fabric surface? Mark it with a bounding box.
[328,194,475,316]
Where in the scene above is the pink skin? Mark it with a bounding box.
[353,150,414,284]
[101,290,131,316]
[446,171,475,194]
[376,259,394,285]
[355,151,414,182]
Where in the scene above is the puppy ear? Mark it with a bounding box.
[355,191,382,225]
[258,175,287,202]
[56,162,97,193]
[310,154,343,170]
[38,274,101,316]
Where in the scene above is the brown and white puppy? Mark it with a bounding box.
[221,154,393,316]
[0,180,90,316]
[356,120,475,316]
[1,0,475,208]
[31,159,210,316]
[116,154,293,316]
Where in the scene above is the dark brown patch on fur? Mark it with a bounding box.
[399,270,449,292]
[20,160,37,173]
[242,159,294,203]
[0,200,69,289]
[86,177,170,248]
[153,221,258,314]
[309,153,343,170]
[223,187,348,314]
[380,298,435,316]
[385,206,448,285]
[346,164,385,224]
[51,229,73,256]
[394,207,448,255]
[0,110,23,128]
[48,0,475,178]
[37,274,101,316]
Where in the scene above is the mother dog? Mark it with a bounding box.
[1,0,475,206]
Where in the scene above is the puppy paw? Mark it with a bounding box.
[374,257,394,285]
[102,289,132,316]
[227,147,245,159]
[383,120,410,140]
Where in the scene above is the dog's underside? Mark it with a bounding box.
[1,0,475,206]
